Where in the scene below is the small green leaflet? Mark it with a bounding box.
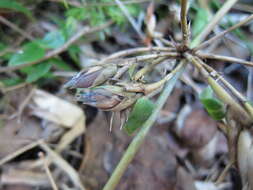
[38,31,66,49]
[25,62,52,83]
[0,0,32,19]
[49,58,73,71]
[8,42,45,66]
[199,86,226,120]
[248,101,253,106]
[1,77,23,87]
[123,97,155,135]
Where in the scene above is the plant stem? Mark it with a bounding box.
[197,52,253,67]
[195,14,253,51]
[180,0,189,47]
[191,0,238,48]
[102,62,185,190]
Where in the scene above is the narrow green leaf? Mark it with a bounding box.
[200,86,226,120]
[25,62,52,83]
[8,42,45,66]
[123,97,155,135]
[0,0,32,18]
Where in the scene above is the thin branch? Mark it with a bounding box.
[197,52,253,67]
[180,0,189,47]
[0,21,113,73]
[234,4,253,13]
[101,46,176,63]
[102,62,185,190]
[40,152,59,190]
[1,82,29,93]
[114,0,145,40]
[190,0,238,48]
[0,16,34,41]
[195,14,253,51]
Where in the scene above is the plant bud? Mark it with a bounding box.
[75,85,140,111]
[76,88,122,109]
[64,65,117,89]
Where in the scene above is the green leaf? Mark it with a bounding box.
[0,0,32,18]
[25,62,52,83]
[207,109,226,120]
[192,8,209,38]
[124,97,155,135]
[199,86,226,120]
[38,31,66,49]
[66,7,89,20]
[50,58,73,71]
[1,77,23,87]
[248,101,253,106]
[8,42,45,66]
[68,45,81,64]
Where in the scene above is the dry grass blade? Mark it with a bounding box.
[0,139,43,166]
[39,141,86,190]
[40,152,59,190]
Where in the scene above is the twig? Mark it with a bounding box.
[114,0,145,40]
[215,159,235,184]
[234,3,253,13]
[191,0,238,48]
[17,87,36,123]
[195,14,253,51]
[0,21,113,73]
[0,16,34,41]
[197,52,253,67]
[0,139,43,166]
[180,0,189,47]
[101,46,176,63]
[1,82,29,93]
[102,62,185,190]
[39,152,59,190]
[133,56,168,80]
[158,37,175,47]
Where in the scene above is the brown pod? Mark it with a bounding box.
[75,87,123,110]
[64,65,117,89]
[75,85,139,111]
